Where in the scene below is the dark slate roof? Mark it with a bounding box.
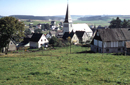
[64,4,69,23]
[63,31,74,40]
[94,28,130,42]
[49,31,56,35]
[75,31,85,40]
[30,33,43,42]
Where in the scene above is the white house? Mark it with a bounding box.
[30,33,49,48]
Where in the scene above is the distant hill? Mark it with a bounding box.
[0,15,3,18]
[78,15,130,21]
[9,15,64,20]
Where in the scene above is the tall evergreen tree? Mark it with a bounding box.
[122,19,128,28]
[109,17,122,28]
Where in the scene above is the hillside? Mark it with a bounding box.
[78,15,130,21]
[0,46,130,85]
[77,15,130,26]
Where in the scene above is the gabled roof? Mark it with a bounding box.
[49,31,56,35]
[30,33,43,42]
[63,31,74,40]
[75,31,85,40]
[94,28,130,42]
[72,24,92,33]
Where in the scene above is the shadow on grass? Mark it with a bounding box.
[76,50,95,54]
[112,53,124,56]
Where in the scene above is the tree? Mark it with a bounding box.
[45,24,50,30]
[0,17,25,53]
[122,19,128,28]
[109,17,122,28]
[25,29,31,35]
[41,24,45,30]
[67,36,71,53]
[49,36,63,48]
[49,37,58,48]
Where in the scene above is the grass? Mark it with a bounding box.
[0,46,130,85]
[73,20,110,26]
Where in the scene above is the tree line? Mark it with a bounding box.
[109,17,130,28]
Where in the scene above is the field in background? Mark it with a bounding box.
[0,46,130,85]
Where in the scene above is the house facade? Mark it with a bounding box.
[91,28,130,53]
[46,31,56,39]
[8,40,17,51]
[75,31,89,43]
[63,31,79,44]
[30,33,48,48]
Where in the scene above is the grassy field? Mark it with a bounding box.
[73,20,110,26]
[23,20,110,27]
[0,46,130,85]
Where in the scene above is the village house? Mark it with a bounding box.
[46,31,56,39]
[30,33,48,48]
[91,28,130,53]
[75,31,89,43]
[8,40,17,51]
[63,31,79,44]
[56,30,63,38]
[2,40,17,52]
[18,35,32,48]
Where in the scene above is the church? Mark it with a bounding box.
[63,3,93,37]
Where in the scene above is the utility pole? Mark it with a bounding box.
[102,30,104,55]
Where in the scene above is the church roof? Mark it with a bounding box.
[72,24,92,33]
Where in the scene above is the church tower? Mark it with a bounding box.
[63,3,73,34]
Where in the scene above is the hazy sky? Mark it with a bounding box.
[1,0,130,16]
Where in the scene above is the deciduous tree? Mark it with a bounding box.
[0,17,25,53]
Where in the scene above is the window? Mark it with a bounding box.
[41,39,43,42]
[118,41,122,47]
[44,39,46,41]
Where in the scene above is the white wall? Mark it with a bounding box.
[38,35,49,48]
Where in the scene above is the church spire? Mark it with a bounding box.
[64,3,72,23]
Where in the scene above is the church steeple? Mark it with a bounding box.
[63,2,73,34]
[64,3,72,23]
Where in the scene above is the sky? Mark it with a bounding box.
[0,0,130,16]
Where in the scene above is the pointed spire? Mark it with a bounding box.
[64,3,72,23]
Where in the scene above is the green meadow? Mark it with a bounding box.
[0,46,130,85]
